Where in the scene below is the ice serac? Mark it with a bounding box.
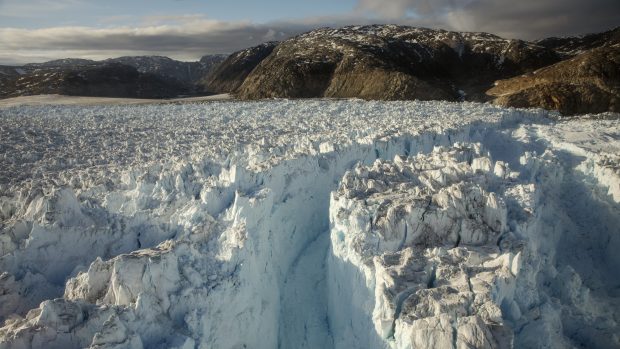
[328,144,520,348]
[327,135,620,349]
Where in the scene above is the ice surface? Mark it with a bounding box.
[0,100,618,349]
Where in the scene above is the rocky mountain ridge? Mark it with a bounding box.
[206,25,619,114]
[0,63,188,99]
[106,55,227,85]
[236,25,560,100]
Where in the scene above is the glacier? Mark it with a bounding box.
[0,100,618,349]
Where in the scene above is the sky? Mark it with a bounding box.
[0,0,618,65]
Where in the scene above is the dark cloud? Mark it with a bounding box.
[453,0,619,39]
[357,0,620,39]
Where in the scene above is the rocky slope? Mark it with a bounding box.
[199,42,278,94]
[488,44,620,115]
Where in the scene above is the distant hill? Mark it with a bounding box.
[24,58,98,67]
[0,63,188,99]
[106,55,227,85]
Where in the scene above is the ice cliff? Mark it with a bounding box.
[0,100,618,348]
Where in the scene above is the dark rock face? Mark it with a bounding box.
[488,44,620,115]
[0,66,21,88]
[231,25,560,101]
[200,42,278,94]
[0,63,187,99]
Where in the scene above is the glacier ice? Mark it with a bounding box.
[0,100,618,349]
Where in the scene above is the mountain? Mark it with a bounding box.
[106,54,226,85]
[0,55,227,99]
[216,25,560,101]
[24,58,97,68]
[0,63,187,99]
[206,25,618,115]
[535,27,620,57]
[17,55,227,86]
[488,44,620,115]
[0,66,23,82]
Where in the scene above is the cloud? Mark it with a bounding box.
[452,0,619,39]
[0,0,83,18]
[356,0,461,17]
[357,0,620,39]
[0,13,393,65]
[0,19,316,64]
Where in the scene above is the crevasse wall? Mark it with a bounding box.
[203,125,478,348]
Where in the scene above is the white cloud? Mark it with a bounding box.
[0,19,316,64]
[0,0,83,18]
